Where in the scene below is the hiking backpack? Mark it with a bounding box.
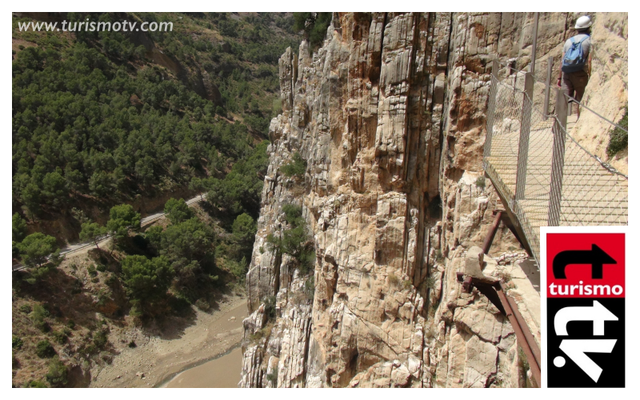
[562,36,589,73]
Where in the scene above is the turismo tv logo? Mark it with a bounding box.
[545,230,625,388]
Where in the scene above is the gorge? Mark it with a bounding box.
[10,11,627,389]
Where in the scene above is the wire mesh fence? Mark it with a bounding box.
[485,64,628,264]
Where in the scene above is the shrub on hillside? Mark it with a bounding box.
[24,380,48,388]
[52,331,68,345]
[12,213,27,242]
[79,221,107,251]
[93,330,108,349]
[106,204,141,241]
[45,357,68,388]
[121,255,174,303]
[293,13,332,49]
[12,336,24,350]
[30,304,50,332]
[279,152,307,178]
[164,198,194,224]
[607,108,628,158]
[18,233,59,269]
[35,340,55,358]
[267,204,315,273]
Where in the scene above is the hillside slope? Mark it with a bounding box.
[12,12,299,243]
[11,12,301,388]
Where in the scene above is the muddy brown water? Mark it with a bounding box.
[161,301,247,388]
[165,346,243,388]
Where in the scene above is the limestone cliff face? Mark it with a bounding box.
[240,12,627,388]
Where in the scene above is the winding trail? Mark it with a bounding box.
[12,193,206,272]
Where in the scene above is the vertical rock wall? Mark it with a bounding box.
[240,12,627,388]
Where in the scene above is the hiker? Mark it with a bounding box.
[557,15,593,119]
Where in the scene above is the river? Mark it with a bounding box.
[160,301,247,388]
[164,346,244,388]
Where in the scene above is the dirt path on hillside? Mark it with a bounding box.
[90,295,247,388]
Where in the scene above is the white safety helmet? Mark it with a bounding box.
[575,16,592,30]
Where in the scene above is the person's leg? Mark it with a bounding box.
[569,71,589,119]
[561,72,576,115]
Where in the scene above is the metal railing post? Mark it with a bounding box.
[543,57,553,120]
[548,88,568,226]
[515,72,534,201]
[530,12,539,76]
[484,59,500,158]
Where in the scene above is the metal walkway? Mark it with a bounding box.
[484,60,628,264]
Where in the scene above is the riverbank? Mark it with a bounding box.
[90,295,247,388]
[162,346,243,388]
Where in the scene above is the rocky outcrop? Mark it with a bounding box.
[241,12,626,388]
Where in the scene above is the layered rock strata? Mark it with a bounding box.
[240,12,626,388]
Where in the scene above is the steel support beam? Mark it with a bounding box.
[497,288,541,386]
[515,73,534,201]
[530,12,540,76]
[543,57,553,120]
[548,88,568,225]
[482,211,503,255]
[457,274,541,387]
[489,182,535,258]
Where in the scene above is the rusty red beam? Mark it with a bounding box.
[496,287,541,387]
[457,273,541,387]
[505,293,541,367]
[482,211,503,255]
